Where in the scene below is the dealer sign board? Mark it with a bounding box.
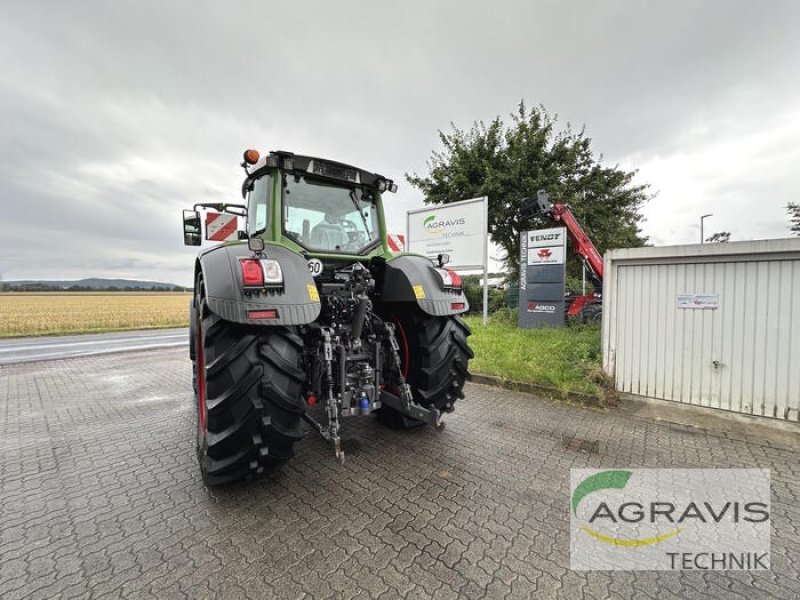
[519,227,567,328]
[406,197,487,270]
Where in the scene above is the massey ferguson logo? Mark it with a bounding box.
[537,248,552,259]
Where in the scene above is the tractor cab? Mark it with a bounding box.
[183,150,398,260]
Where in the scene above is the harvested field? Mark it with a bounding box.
[0,292,192,338]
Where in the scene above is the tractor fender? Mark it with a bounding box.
[194,242,321,326]
[380,255,469,316]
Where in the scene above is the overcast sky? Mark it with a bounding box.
[2,1,799,285]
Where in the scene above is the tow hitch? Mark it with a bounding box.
[379,389,445,432]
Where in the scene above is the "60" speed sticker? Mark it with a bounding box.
[307,258,323,277]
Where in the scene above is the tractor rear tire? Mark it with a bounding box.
[579,304,602,324]
[193,297,306,486]
[380,309,473,428]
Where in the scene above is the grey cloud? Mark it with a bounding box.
[1,1,799,286]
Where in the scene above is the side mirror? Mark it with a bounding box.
[183,210,201,246]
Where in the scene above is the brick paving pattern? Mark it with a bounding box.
[1,347,799,599]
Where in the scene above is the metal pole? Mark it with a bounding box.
[482,197,489,325]
[700,213,713,244]
[582,262,586,296]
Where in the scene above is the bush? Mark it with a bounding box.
[463,278,482,313]
[462,276,509,315]
[488,288,506,313]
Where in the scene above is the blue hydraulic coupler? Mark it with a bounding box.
[359,395,371,414]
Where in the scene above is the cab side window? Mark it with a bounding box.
[246,175,271,235]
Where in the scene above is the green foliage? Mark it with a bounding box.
[505,281,519,308]
[489,306,518,326]
[788,203,800,236]
[465,313,602,395]
[565,275,588,294]
[407,101,650,280]
[462,277,483,313]
[488,288,506,313]
[460,276,507,314]
[705,231,731,243]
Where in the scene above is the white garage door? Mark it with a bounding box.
[603,241,800,422]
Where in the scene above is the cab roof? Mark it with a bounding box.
[242,150,397,198]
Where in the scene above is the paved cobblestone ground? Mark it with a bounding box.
[1,347,799,599]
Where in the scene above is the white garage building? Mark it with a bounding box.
[602,238,800,422]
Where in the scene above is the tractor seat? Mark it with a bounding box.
[310,222,348,250]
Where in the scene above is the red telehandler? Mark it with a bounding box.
[526,190,604,322]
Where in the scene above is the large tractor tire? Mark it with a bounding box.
[192,287,306,486]
[380,309,473,428]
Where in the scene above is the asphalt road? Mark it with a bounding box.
[1,338,799,598]
[0,328,187,366]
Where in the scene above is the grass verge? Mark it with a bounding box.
[464,310,604,397]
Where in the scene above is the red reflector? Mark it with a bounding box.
[446,269,462,287]
[307,394,317,407]
[451,302,465,310]
[248,309,278,320]
[240,259,264,286]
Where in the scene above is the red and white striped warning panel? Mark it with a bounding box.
[205,212,238,242]
[387,233,405,253]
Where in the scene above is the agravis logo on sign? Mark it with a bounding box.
[570,469,771,571]
[423,214,467,236]
[407,197,487,271]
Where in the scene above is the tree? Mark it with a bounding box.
[788,203,800,236]
[705,231,731,243]
[407,102,650,280]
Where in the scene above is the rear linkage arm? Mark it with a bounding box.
[301,327,345,463]
[379,321,445,432]
[302,320,444,465]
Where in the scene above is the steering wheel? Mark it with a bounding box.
[341,219,357,236]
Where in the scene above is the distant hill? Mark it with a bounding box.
[3,278,189,292]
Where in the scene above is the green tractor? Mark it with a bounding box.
[182,149,473,485]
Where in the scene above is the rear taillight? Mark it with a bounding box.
[248,309,279,320]
[446,269,462,288]
[451,302,465,310]
[434,268,462,289]
[239,258,283,287]
[262,259,283,284]
[240,259,264,286]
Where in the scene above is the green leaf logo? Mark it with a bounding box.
[424,215,435,227]
[572,470,682,547]
[572,470,632,516]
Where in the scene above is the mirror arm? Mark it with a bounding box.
[192,203,248,217]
